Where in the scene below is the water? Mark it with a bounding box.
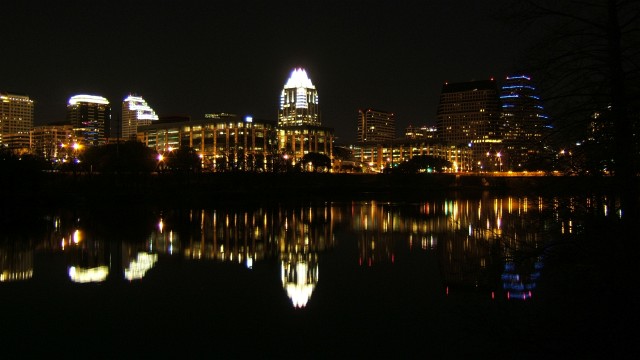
[0,192,636,358]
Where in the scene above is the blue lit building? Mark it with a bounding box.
[499,75,551,170]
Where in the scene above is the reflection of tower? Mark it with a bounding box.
[122,242,158,281]
[281,253,319,308]
[501,257,543,300]
[353,200,397,266]
[64,229,110,283]
[0,244,34,282]
[277,204,334,308]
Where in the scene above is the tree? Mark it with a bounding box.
[392,155,451,174]
[81,141,157,174]
[300,152,332,172]
[504,0,640,217]
[165,145,202,173]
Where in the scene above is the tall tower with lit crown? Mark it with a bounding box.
[279,68,320,127]
[276,68,333,164]
[121,94,158,141]
[67,94,111,146]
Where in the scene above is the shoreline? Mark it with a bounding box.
[4,172,629,206]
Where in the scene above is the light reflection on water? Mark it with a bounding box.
[1,193,618,307]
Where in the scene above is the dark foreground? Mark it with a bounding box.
[1,236,638,359]
[2,172,639,358]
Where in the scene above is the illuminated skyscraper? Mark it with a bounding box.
[357,109,396,143]
[67,95,111,146]
[436,79,501,170]
[499,75,550,169]
[277,68,333,163]
[279,68,320,127]
[121,94,158,141]
[0,92,34,152]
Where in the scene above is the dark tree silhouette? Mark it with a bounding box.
[300,152,332,172]
[165,145,202,173]
[393,155,452,174]
[81,141,157,174]
[504,0,640,217]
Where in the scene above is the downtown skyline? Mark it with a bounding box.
[1,0,533,143]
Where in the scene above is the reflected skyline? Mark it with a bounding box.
[1,193,619,304]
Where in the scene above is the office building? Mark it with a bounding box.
[500,75,550,169]
[436,80,501,170]
[405,124,437,140]
[357,109,396,143]
[138,113,277,172]
[121,95,159,141]
[277,68,333,163]
[66,94,111,146]
[0,92,34,152]
[351,139,473,173]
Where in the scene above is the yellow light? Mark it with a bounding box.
[73,230,82,244]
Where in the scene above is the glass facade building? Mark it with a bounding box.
[499,75,550,169]
[357,109,396,143]
[436,80,501,170]
[66,95,111,147]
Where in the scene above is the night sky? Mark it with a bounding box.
[2,0,530,143]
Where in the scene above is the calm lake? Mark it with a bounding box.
[1,191,637,358]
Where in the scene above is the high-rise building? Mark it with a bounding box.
[66,95,111,147]
[499,75,550,169]
[121,95,158,141]
[277,68,333,164]
[0,92,34,152]
[279,68,320,127]
[357,109,396,143]
[436,80,501,170]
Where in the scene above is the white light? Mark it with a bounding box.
[284,68,315,89]
[68,95,109,105]
[124,253,158,281]
[124,95,159,121]
[245,116,253,123]
[68,266,109,283]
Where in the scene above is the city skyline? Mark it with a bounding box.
[1,0,531,144]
